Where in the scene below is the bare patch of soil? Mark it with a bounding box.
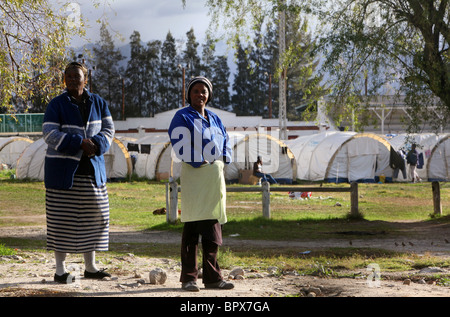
[0,223,449,298]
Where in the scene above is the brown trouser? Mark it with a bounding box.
[180,220,223,284]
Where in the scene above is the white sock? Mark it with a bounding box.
[84,251,99,273]
[54,251,67,276]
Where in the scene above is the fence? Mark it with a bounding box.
[0,113,44,133]
[165,181,444,224]
[165,181,359,224]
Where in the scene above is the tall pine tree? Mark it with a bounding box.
[159,31,180,111]
[183,28,202,79]
[200,35,216,76]
[284,11,324,120]
[142,40,161,116]
[92,23,124,120]
[124,31,146,117]
[232,40,252,116]
[211,54,231,110]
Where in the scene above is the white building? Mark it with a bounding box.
[113,106,332,140]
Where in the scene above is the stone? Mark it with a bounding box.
[229,267,245,279]
[149,268,167,285]
[417,279,426,284]
[309,287,322,296]
[267,266,278,275]
[419,267,445,274]
[403,279,411,285]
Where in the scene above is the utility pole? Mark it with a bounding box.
[278,3,287,140]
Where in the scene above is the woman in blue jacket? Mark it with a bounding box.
[42,62,115,284]
[168,76,234,292]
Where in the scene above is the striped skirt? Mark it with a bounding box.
[45,175,110,253]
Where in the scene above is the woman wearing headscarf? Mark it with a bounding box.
[42,62,115,284]
[168,76,234,292]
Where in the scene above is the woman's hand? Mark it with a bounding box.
[81,139,98,157]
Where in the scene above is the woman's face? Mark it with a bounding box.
[64,67,86,95]
[189,83,209,109]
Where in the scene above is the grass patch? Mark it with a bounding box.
[1,173,449,234]
[1,172,449,276]
[0,243,17,256]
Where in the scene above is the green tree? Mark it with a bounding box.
[124,31,146,117]
[92,23,124,120]
[200,35,217,76]
[311,0,450,132]
[284,10,324,121]
[248,20,270,117]
[160,31,180,111]
[0,1,80,113]
[184,0,326,121]
[211,55,231,110]
[262,20,280,118]
[232,40,253,115]
[183,28,202,78]
[143,40,162,116]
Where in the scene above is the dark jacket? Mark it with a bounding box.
[42,89,115,189]
[406,149,419,166]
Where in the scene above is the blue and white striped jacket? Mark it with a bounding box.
[42,89,115,189]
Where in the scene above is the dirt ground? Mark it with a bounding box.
[0,223,449,298]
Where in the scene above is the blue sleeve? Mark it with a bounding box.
[42,98,83,155]
[91,97,115,155]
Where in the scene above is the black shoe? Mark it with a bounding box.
[84,269,111,279]
[54,272,76,284]
[182,281,200,292]
[205,280,234,289]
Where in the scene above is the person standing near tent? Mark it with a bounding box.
[253,155,277,184]
[168,76,234,292]
[42,62,115,284]
[406,144,421,183]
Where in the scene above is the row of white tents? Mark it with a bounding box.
[1,131,449,183]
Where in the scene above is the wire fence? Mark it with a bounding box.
[0,114,44,133]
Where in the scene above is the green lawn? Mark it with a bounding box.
[1,171,449,278]
[1,170,449,239]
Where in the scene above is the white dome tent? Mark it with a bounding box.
[224,133,296,184]
[15,138,46,180]
[288,132,392,183]
[286,131,350,182]
[130,134,170,180]
[0,136,33,168]
[104,138,133,180]
[388,133,440,182]
[15,137,132,181]
[426,134,450,182]
[158,142,178,180]
[325,133,392,183]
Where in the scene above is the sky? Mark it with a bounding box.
[62,0,212,48]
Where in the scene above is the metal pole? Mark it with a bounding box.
[268,73,272,119]
[278,3,287,140]
[182,67,186,107]
[121,77,125,120]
